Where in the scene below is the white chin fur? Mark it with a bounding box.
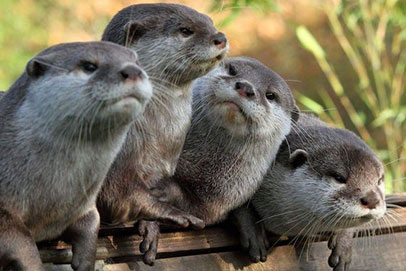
[102,79,152,119]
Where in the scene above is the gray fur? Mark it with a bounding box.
[233,113,385,269]
[0,41,152,270]
[156,57,298,224]
[98,3,228,226]
[253,114,386,235]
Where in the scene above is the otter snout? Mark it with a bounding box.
[360,190,380,209]
[212,32,227,50]
[120,64,144,82]
[235,82,255,98]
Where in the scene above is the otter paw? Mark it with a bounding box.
[71,257,94,271]
[138,220,160,266]
[163,207,205,229]
[328,229,354,271]
[240,223,269,263]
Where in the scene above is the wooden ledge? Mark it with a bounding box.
[41,194,406,271]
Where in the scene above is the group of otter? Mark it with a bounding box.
[0,3,386,271]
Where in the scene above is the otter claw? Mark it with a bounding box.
[138,220,160,266]
[240,223,268,263]
[328,229,354,271]
[164,207,205,229]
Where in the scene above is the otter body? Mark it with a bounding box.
[0,41,152,270]
[98,3,228,227]
[162,56,298,223]
[137,57,299,264]
[234,114,386,270]
[254,114,385,235]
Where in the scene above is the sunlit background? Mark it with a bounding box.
[1,0,405,193]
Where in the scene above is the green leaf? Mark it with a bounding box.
[296,26,325,58]
[296,94,325,114]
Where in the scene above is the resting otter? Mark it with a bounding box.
[97,3,229,231]
[139,56,299,264]
[233,114,386,271]
[0,41,152,271]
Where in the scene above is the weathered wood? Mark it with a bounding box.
[386,193,406,207]
[40,194,406,270]
[39,226,240,264]
[118,231,406,271]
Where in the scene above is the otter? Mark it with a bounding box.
[233,114,386,271]
[0,41,152,271]
[98,3,228,234]
[139,56,299,264]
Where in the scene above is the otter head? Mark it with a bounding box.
[19,41,152,141]
[193,57,299,139]
[101,3,229,87]
[282,126,386,231]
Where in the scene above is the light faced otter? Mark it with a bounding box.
[139,56,299,264]
[0,41,152,271]
[98,3,228,231]
[233,114,386,271]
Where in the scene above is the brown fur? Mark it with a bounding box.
[98,3,228,228]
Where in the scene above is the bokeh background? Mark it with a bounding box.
[0,0,405,193]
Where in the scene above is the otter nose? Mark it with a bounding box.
[235,82,255,98]
[213,32,227,49]
[360,191,380,209]
[120,65,143,81]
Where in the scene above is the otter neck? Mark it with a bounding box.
[120,79,193,185]
[178,116,279,224]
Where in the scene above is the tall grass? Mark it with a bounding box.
[296,0,406,193]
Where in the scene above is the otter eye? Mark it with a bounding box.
[266,92,277,101]
[228,64,237,76]
[329,172,347,184]
[81,61,98,73]
[179,27,194,37]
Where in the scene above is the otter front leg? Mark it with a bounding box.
[136,183,205,229]
[62,207,100,271]
[328,228,354,271]
[0,208,44,271]
[138,220,160,266]
[231,206,270,263]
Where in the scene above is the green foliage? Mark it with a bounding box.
[0,0,52,90]
[210,0,278,27]
[296,0,406,193]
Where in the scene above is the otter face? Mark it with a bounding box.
[276,127,385,233]
[102,4,229,86]
[20,41,152,139]
[193,57,298,139]
[255,127,386,237]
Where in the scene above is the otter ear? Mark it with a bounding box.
[289,149,308,169]
[26,57,50,78]
[122,20,148,45]
[291,104,300,123]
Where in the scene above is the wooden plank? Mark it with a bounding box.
[39,207,406,264]
[128,231,406,271]
[386,193,406,207]
[40,226,239,264]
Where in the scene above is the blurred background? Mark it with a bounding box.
[0,0,405,193]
